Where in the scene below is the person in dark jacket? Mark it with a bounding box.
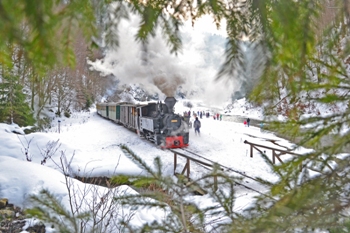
[247,118,250,127]
[193,117,201,136]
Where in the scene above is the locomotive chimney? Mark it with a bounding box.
[164,97,176,113]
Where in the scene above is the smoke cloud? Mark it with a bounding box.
[88,9,241,106]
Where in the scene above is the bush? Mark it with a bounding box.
[64,110,71,118]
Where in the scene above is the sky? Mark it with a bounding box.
[0,98,314,232]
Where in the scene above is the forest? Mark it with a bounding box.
[1,0,350,232]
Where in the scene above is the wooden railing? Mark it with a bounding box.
[169,149,219,192]
[243,140,302,164]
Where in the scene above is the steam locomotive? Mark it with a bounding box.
[96,97,189,148]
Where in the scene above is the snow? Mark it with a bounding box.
[0,98,312,231]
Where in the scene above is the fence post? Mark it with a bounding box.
[187,158,190,179]
[213,175,218,192]
[174,153,177,175]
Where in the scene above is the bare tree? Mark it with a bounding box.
[27,146,135,233]
[17,135,33,162]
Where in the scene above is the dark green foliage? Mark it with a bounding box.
[110,174,132,186]
[0,74,35,127]
[9,0,350,232]
[248,0,350,160]
[0,0,97,71]
[84,96,93,111]
[64,109,71,118]
[242,0,350,224]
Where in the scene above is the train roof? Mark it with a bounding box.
[96,101,132,105]
[97,99,177,108]
[96,102,147,107]
[121,103,147,107]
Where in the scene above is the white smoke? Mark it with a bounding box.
[88,9,235,105]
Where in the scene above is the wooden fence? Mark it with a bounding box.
[243,140,302,164]
[169,140,303,193]
[170,149,219,192]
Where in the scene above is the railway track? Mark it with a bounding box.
[168,148,272,197]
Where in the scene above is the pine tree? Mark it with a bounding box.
[12,0,350,232]
[0,74,35,126]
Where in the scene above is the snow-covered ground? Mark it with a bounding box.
[0,98,311,231]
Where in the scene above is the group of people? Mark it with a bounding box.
[194,116,253,136]
[213,113,222,121]
[189,112,222,136]
[185,110,257,136]
[185,110,211,120]
[244,118,265,131]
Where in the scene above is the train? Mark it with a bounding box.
[96,97,189,148]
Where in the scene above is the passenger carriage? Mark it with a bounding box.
[96,97,189,148]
